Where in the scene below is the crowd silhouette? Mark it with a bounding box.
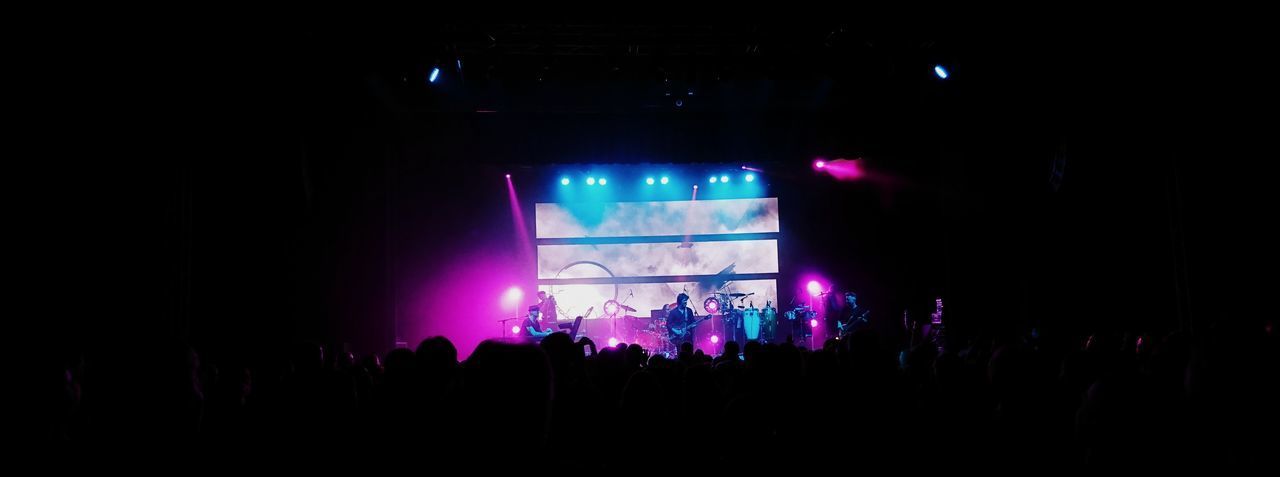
[36,321,1278,469]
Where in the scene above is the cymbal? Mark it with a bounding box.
[620,304,637,312]
[724,292,749,297]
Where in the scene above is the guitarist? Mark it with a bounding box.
[834,291,869,338]
[666,293,698,344]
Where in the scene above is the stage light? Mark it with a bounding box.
[586,177,596,186]
[504,173,510,179]
[709,176,718,184]
[603,300,621,317]
[745,173,755,182]
[512,325,521,334]
[710,335,719,344]
[505,287,523,301]
[810,319,819,328]
[704,297,721,314]
[598,178,607,185]
[660,176,669,184]
[429,67,440,83]
[807,280,823,297]
[646,177,655,185]
[608,337,619,347]
[815,160,826,169]
[560,177,570,185]
[934,65,949,79]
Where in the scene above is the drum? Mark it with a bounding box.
[634,329,662,351]
[761,306,777,341]
[743,307,761,340]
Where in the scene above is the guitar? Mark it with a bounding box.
[668,315,713,343]
[836,309,870,338]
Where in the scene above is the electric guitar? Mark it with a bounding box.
[668,315,713,343]
[836,309,870,338]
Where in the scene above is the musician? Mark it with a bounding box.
[523,305,554,340]
[833,291,869,337]
[666,293,696,343]
[536,291,558,323]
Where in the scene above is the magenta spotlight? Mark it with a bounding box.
[810,319,819,328]
[505,287,523,301]
[505,173,511,178]
[703,297,721,314]
[807,280,823,297]
[512,325,521,334]
[608,337,619,347]
[822,158,866,181]
[710,335,720,344]
[814,160,827,169]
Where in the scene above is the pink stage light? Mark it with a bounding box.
[608,337,619,347]
[810,319,819,328]
[505,287,523,301]
[710,335,719,344]
[512,325,521,334]
[822,158,866,180]
[814,160,826,169]
[807,280,823,297]
[703,297,721,314]
[504,174,534,268]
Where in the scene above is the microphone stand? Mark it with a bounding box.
[499,316,520,337]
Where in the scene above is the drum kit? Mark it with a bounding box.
[631,319,670,354]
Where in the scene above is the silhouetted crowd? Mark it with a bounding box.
[36,323,1279,469]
